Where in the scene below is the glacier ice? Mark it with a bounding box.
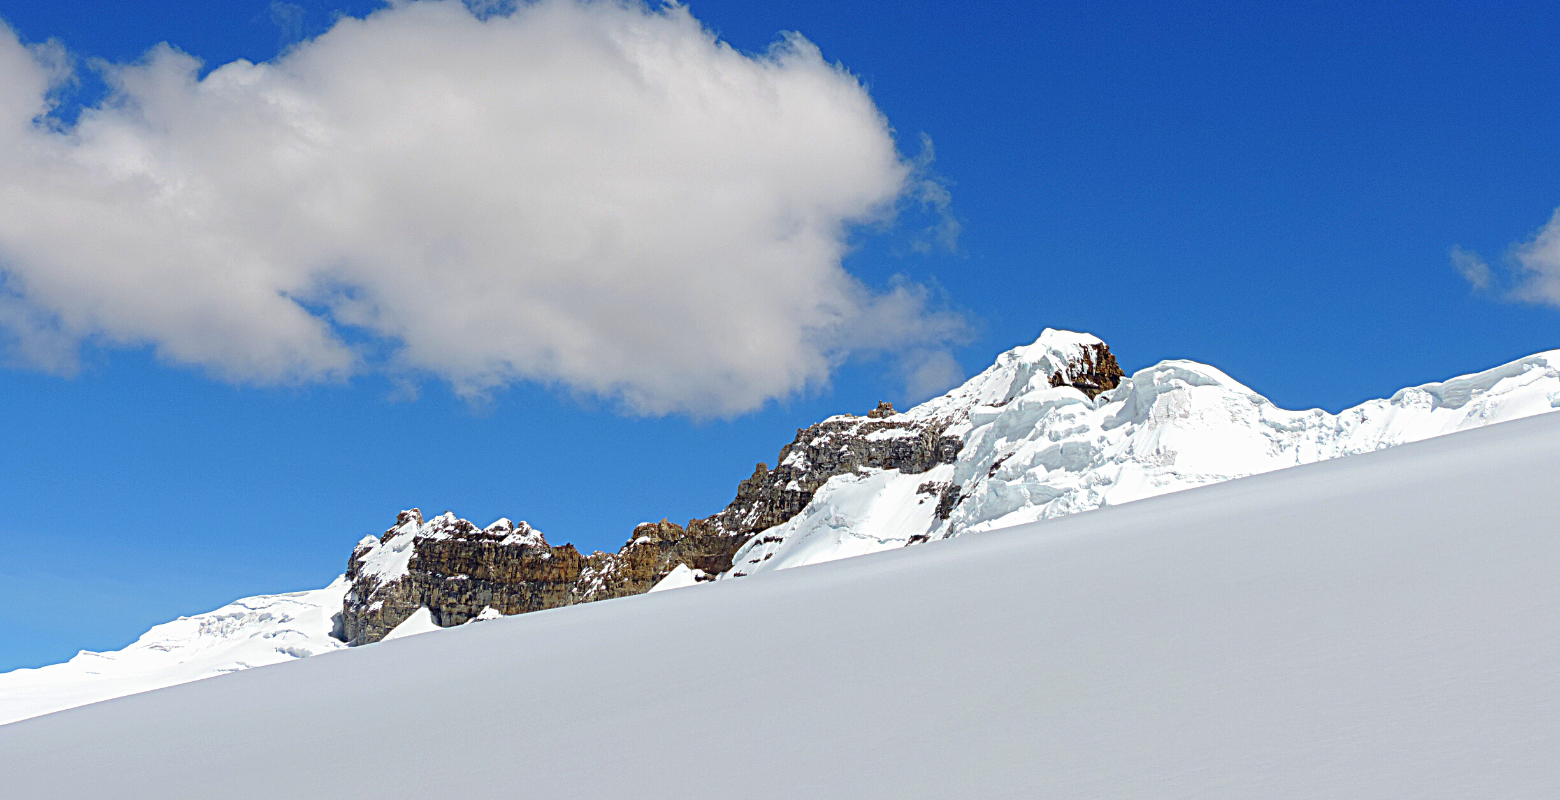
[726,329,1560,576]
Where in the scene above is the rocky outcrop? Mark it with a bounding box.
[692,409,962,539]
[342,335,1127,644]
[342,404,965,644]
[1047,342,1124,398]
[690,409,962,577]
[573,518,743,602]
[343,510,586,645]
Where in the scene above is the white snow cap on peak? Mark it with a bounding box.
[732,333,1560,576]
[1012,328,1107,363]
[909,328,1114,418]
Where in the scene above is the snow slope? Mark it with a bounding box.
[3,413,1559,798]
[0,579,347,726]
[727,330,1560,574]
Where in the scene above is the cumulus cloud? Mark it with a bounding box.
[0,0,966,416]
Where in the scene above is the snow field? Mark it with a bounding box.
[3,412,1558,798]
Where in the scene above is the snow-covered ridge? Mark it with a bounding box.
[5,328,1556,725]
[727,330,1560,574]
[0,579,348,726]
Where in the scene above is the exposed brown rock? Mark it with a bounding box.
[342,411,963,644]
[342,510,586,645]
[1048,342,1125,398]
[341,338,1126,644]
[867,401,896,418]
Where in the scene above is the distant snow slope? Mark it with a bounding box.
[727,330,1560,574]
[0,579,347,726]
[4,413,1558,798]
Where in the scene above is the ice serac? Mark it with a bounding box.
[730,332,1560,574]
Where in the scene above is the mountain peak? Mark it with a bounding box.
[910,328,1124,418]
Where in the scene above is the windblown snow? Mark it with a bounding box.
[0,579,348,726]
[3,329,1557,726]
[3,412,1559,798]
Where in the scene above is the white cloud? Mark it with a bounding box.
[0,0,966,416]
[1449,245,1491,290]
[1511,207,1560,307]
[907,133,961,255]
[900,348,965,403]
[1451,206,1560,309]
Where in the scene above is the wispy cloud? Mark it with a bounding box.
[1510,207,1560,307]
[1449,245,1491,290]
[908,134,962,255]
[269,2,308,48]
[0,0,966,416]
[1451,206,1560,308]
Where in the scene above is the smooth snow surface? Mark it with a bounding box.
[0,578,346,726]
[4,414,1559,798]
[729,330,1560,575]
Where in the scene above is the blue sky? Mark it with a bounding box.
[1,0,1557,671]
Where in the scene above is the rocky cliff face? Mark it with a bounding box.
[342,334,1122,644]
[1047,342,1124,398]
[343,510,585,645]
